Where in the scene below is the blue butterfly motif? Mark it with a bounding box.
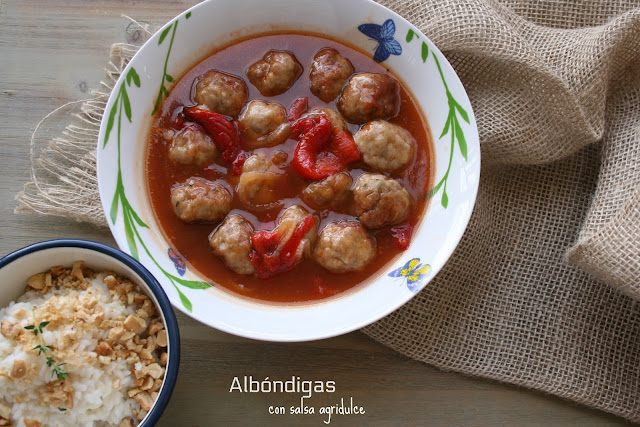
[358,18,403,63]
[388,258,431,293]
[168,248,186,276]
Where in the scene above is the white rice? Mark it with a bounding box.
[0,273,147,427]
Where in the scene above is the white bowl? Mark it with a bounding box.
[0,239,180,426]
[96,0,480,341]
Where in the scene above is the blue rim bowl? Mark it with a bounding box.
[0,239,180,426]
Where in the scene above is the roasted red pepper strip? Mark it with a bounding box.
[288,97,308,122]
[183,106,246,175]
[230,152,247,176]
[391,224,414,250]
[291,116,362,179]
[328,127,361,164]
[250,216,316,279]
[291,116,335,179]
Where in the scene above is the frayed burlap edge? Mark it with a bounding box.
[14,20,149,227]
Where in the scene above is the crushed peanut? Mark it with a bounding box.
[10,360,26,379]
[0,262,168,426]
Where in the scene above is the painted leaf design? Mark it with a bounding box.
[103,99,118,147]
[126,67,141,87]
[406,29,415,42]
[158,25,172,45]
[421,41,429,62]
[176,287,192,312]
[172,276,211,290]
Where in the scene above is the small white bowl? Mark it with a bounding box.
[97,0,480,341]
[0,239,180,426]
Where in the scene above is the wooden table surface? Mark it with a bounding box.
[0,1,633,425]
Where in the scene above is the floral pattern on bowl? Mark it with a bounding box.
[97,0,480,341]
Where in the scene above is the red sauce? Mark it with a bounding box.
[145,33,433,303]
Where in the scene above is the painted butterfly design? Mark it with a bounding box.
[168,248,186,276]
[358,18,402,63]
[388,258,431,293]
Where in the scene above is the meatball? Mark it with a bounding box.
[171,177,232,223]
[306,107,348,131]
[168,124,218,166]
[302,172,352,209]
[314,221,376,273]
[209,214,255,275]
[194,70,248,118]
[354,121,415,171]
[247,50,302,96]
[237,153,287,208]
[276,205,318,263]
[352,173,411,229]
[238,100,291,149]
[336,73,400,124]
[309,48,354,102]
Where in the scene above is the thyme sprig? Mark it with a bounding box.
[24,312,69,382]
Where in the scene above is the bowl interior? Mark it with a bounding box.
[96,0,480,341]
[0,241,179,426]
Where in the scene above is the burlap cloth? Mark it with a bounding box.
[15,1,640,422]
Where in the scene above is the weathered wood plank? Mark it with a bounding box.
[0,1,632,425]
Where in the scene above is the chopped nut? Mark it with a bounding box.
[136,409,148,421]
[139,349,153,361]
[95,341,114,357]
[147,322,163,336]
[81,266,94,278]
[61,330,77,347]
[120,330,136,342]
[104,275,118,290]
[45,272,52,288]
[128,388,142,398]
[133,293,147,305]
[127,293,135,306]
[156,330,168,347]
[123,314,147,334]
[141,299,155,317]
[10,360,26,379]
[126,354,141,365]
[116,348,130,359]
[82,296,98,309]
[71,261,84,281]
[159,351,168,367]
[141,376,154,391]
[13,308,28,320]
[50,265,66,276]
[0,419,8,426]
[113,378,121,389]
[150,379,163,393]
[146,363,163,379]
[98,355,111,365]
[134,392,154,412]
[145,334,156,351]
[108,325,125,342]
[0,321,18,339]
[118,419,134,427]
[27,272,46,290]
[0,401,10,419]
[134,368,146,380]
[24,418,42,427]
